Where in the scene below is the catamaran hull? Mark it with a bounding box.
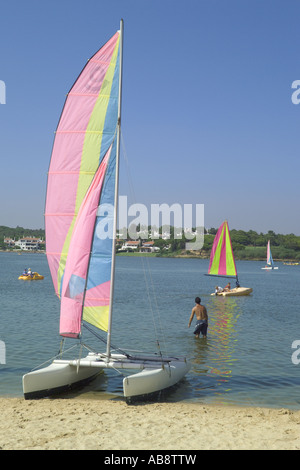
[123,360,191,401]
[23,353,191,401]
[23,362,100,399]
[211,287,253,297]
[261,267,278,270]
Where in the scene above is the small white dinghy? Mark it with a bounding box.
[211,286,253,297]
[22,20,190,402]
[206,221,253,297]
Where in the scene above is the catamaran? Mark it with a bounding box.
[22,20,190,402]
[207,221,253,296]
[261,240,278,270]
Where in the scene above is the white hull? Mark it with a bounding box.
[22,358,100,399]
[211,287,253,297]
[261,266,278,270]
[23,352,191,401]
[123,359,190,400]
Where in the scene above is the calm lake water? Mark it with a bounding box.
[1,251,300,409]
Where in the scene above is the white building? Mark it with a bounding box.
[15,237,42,251]
[3,237,15,247]
[119,240,140,251]
[140,241,160,253]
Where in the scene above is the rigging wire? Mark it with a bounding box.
[82,322,131,358]
[120,131,169,358]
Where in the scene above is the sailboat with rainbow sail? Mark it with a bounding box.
[261,240,278,270]
[207,221,253,296]
[22,20,190,402]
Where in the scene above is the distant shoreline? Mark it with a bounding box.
[1,226,299,262]
[116,251,299,262]
[0,249,299,263]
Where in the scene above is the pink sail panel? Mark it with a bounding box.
[45,31,120,299]
[84,281,111,308]
[59,147,111,338]
[208,222,225,275]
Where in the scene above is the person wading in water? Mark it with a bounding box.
[188,297,208,338]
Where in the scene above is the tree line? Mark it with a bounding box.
[204,229,300,260]
[1,225,299,260]
[149,227,300,260]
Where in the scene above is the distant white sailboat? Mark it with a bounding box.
[22,20,190,402]
[261,240,278,270]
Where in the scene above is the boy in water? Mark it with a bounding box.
[188,297,208,338]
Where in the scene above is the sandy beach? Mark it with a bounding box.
[0,397,299,450]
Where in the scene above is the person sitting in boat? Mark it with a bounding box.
[215,286,223,294]
[22,268,28,276]
[27,268,33,277]
[224,282,231,291]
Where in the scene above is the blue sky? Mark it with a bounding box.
[0,0,300,234]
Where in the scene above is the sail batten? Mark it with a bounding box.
[55,130,111,134]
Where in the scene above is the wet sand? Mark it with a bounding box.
[0,397,299,450]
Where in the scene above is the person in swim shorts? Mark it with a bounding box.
[188,297,208,338]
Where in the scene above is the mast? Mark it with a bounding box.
[106,19,124,359]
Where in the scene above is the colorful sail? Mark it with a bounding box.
[59,145,113,337]
[208,221,237,277]
[266,240,274,267]
[45,30,121,338]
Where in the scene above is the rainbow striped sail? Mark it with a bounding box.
[45,30,121,338]
[208,221,237,278]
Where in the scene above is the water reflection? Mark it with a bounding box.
[190,295,242,403]
[2,254,300,408]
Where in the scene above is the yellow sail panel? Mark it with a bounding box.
[83,305,109,332]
